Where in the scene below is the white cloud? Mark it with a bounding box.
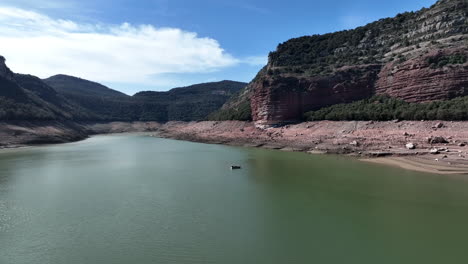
[0,6,243,84]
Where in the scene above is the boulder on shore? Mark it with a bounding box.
[432,123,444,129]
[406,143,416,150]
[428,136,449,144]
[430,148,440,154]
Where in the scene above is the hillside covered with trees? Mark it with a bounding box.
[0,57,246,122]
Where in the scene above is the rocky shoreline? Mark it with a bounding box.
[0,121,161,149]
[157,121,468,174]
[1,120,468,174]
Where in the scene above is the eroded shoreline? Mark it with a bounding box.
[156,121,468,175]
[0,121,162,149]
[2,120,468,174]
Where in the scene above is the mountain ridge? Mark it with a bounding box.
[44,74,129,98]
[0,58,246,122]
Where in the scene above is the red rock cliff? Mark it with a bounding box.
[249,0,468,124]
[251,65,381,125]
[376,48,468,102]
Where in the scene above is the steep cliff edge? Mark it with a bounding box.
[251,65,381,122]
[245,0,468,125]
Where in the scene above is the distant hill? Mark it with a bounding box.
[0,57,246,122]
[44,74,246,121]
[44,75,128,98]
[0,57,95,120]
[134,81,247,121]
[44,74,138,121]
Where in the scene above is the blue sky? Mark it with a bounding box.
[0,0,436,94]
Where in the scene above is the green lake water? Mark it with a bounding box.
[1,134,468,264]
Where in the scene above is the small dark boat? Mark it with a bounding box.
[230,165,242,170]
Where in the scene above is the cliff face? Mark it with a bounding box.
[376,47,468,102]
[251,65,381,122]
[248,0,468,125]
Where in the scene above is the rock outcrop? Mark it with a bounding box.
[376,48,468,102]
[244,0,468,125]
[251,65,381,123]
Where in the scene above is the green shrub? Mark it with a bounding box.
[427,54,467,69]
[207,100,252,121]
[304,95,468,121]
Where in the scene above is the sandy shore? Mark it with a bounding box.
[362,156,468,175]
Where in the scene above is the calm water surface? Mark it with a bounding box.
[1,134,468,264]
